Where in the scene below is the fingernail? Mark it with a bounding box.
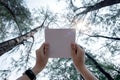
[71,43,73,46]
[72,44,76,49]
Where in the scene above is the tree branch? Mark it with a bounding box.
[85,52,114,80]
[88,34,120,40]
[76,0,120,16]
[0,1,22,35]
[25,36,35,69]
[0,1,15,19]
[0,17,47,56]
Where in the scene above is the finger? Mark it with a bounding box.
[76,45,85,55]
[76,44,81,56]
[74,44,77,54]
[71,43,76,49]
[44,43,49,56]
[38,43,46,57]
[71,43,76,57]
[38,43,45,51]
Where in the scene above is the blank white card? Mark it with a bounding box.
[45,29,75,58]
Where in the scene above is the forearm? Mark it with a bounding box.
[17,75,30,80]
[77,65,98,80]
[17,66,41,80]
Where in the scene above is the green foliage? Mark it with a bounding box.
[46,57,119,80]
[115,75,120,80]
[0,0,120,80]
[45,58,82,80]
[0,0,33,41]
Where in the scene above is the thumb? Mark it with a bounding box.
[44,43,49,56]
[71,43,76,57]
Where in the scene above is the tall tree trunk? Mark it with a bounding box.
[0,18,47,56]
[85,53,114,80]
[0,1,23,35]
[0,1,15,19]
[75,0,120,15]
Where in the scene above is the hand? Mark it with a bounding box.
[71,43,85,70]
[17,43,49,80]
[71,43,98,80]
[32,43,49,75]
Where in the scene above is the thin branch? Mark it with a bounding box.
[25,36,35,69]
[45,18,56,28]
[88,35,120,40]
[81,32,120,40]
[69,0,85,12]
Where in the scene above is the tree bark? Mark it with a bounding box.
[0,1,15,19]
[0,1,24,35]
[76,0,120,16]
[0,18,47,56]
[85,53,114,80]
[88,35,120,40]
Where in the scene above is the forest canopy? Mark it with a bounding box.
[0,0,120,80]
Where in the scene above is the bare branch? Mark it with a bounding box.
[25,36,35,68]
[81,32,120,40]
[88,34,120,40]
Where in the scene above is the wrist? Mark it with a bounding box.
[77,64,86,71]
[32,65,42,75]
[23,68,36,80]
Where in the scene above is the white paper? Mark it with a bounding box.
[45,29,75,58]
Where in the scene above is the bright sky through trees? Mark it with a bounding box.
[25,0,120,78]
[25,0,67,13]
[0,0,120,79]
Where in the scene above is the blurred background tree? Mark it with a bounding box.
[0,0,33,39]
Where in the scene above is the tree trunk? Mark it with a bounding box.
[85,53,114,80]
[0,0,26,35]
[0,18,46,56]
[76,0,120,15]
[0,1,15,19]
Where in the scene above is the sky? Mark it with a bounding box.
[25,0,67,14]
